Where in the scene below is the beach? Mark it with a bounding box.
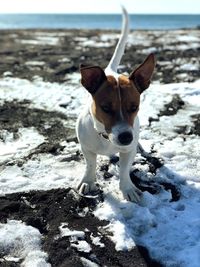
[0,28,200,267]
[0,28,199,83]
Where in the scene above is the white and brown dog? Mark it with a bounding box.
[76,7,155,202]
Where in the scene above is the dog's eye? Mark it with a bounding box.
[128,105,138,113]
[101,105,113,114]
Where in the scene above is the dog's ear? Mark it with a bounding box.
[129,54,156,94]
[80,64,107,94]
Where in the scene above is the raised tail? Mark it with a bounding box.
[105,6,129,74]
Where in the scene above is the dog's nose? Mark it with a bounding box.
[118,131,133,145]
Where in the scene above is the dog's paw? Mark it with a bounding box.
[77,181,100,196]
[120,182,142,203]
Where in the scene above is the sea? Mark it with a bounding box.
[0,14,199,30]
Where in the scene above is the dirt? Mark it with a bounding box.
[175,114,200,136]
[158,94,185,117]
[0,188,164,267]
[0,100,79,166]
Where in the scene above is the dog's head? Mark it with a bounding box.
[80,54,155,147]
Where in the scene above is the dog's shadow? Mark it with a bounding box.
[130,159,182,203]
[101,152,182,203]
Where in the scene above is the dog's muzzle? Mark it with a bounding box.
[118,131,133,146]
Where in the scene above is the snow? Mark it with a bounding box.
[179,63,199,71]
[58,57,71,63]
[90,234,105,248]
[0,148,84,195]
[71,240,92,253]
[18,32,69,46]
[0,220,50,266]
[0,73,200,266]
[130,29,200,55]
[0,127,44,164]
[177,35,199,42]
[25,61,45,66]
[81,257,100,267]
[59,223,85,239]
[0,73,86,118]
[59,223,91,253]
[75,37,113,47]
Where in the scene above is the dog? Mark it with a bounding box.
[76,7,155,202]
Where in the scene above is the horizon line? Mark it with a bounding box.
[0,12,199,15]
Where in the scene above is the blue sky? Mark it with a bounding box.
[1,0,200,14]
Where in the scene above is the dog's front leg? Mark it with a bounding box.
[119,151,141,202]
[77,147,98,195]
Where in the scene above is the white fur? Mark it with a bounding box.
[76,7,141,202]
[105,6,129,74]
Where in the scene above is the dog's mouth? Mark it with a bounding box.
[99,132,110,140]
[108,131,134,147]
[108,123,134,147]
[99,127,134,147]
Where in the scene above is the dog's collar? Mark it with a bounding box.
[89,106,110,141]
[98,132,109,140]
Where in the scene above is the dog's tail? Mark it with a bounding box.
[105,6,129,73]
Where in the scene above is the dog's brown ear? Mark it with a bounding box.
[80,64,107,94]
[129,54,156,94]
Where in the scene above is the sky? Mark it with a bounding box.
[0,0,200,14]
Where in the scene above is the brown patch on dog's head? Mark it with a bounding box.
[80,54,155,133]
[119,75,140,126]
[91,75,121,133]
[90,74,141,133]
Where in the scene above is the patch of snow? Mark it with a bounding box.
[156,30,200,45]
[19,31,70,47]
[177,35,199,42]
[71,240,92,253]
[59,223,85,239]
[25,61,45,66]
[158,61,172,66]
[176,73,188,80]
[59,223,91,253]
[0,220,50,267]
[141,47,157,54]
[179,63,199,71]
[94,167,200,266]
[58,57,71,63]
[81,257,100,267]
[128,32,152,46]
[81,39,112,47]
[75,35,115,47]
[90,234,105,248]
[165,43,199,51]
[19,35,59,46]
[0,141,84,195]
[0,74,87,118]
[3,71,13,77]
[0,127,44,164]
[100,33,119,42]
